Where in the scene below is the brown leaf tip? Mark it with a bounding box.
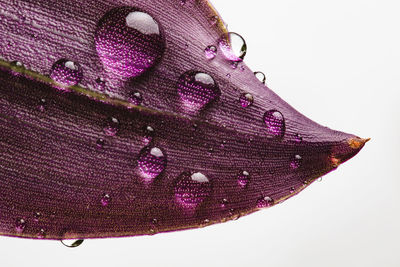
[348,137,371,150]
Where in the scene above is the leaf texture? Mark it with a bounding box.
[0,0,368,239]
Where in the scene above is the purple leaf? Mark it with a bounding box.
[0,0,368,240]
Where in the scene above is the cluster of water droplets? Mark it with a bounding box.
[12,4,318,242]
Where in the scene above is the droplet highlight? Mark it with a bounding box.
[95,7,165,79]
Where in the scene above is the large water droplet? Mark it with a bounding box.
[175,172,211,209]
[290,155,302,169]
[15,218,26,233]
[204,45,217,59]
[218,32,247,62]
[103,117,120,136]
[61,239,84,248]
[237,170,250,188]
[95,7,165,79]
[50,59,83,88]
[177,71,220,111]
[263,110,285,138]
[137,146,166,181]
[239,93,254,108]
[254,71,266,84]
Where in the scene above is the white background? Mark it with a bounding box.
[1,0,399,266]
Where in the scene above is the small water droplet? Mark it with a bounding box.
[95,77,106,91]
[50,59,83,88]
[175,172,211,209]
[177,71,220,111]
[127,91,143,106]
[61,239,84,248]
[95,7,165,79]
[96,138,105,149]
[218,32,247,62]
[204,45,217,59]
[143,126,154,143]
[263,110,285,138]
[37,228,46,239]
[220,198,228,208]
[317,178,323,182]
[38,98,47,112]
[103,117,120,136]
[294,133,303,144]
[33,212,41,222]
[137,146,167,181]
[209,15,219,26]
[237,171,250,188]
[15,218,26,233]
[254,71,266,84]
[180,0,186,6]
[10,60,25,76]
[239,93,254,108]
[101,193,111,206]
[290,187,296,193]
[256,196,274,208]
[290,155,302,169]
[230,61,239,69]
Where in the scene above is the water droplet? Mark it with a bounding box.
[37,228,46,239]
[103,117,120,136]
[290,155,302,169]
[128,91,143,106]
[237,171,250,188]
[38,98,47,112]
[95,77,106,91]
[101,193,111,206]
[263,110,285,138]
[95,7,165,79]
[220,198,228,208]
[239,93,254,108]
[204,45,217,59]
[61,239,84,248]
[289,187,295,193]
[209,15,219,26]
[15,218,26,233]
[317,178,323,182]
[10,60,25,75]
[254,71,266,84]
[294,133,303,144]
[256,196,274,208]
[226,73,231,79]
[218,32,247,62]
[143,126,154,143]
[96,138,105,149]
[50,59,83,88]
[175,172,211,209]
[230,61,239,69]
[177,71,220,111]
[137,146,166,181]
[33,212,41,222]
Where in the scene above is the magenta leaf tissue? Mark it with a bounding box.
[0,0,368,240]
